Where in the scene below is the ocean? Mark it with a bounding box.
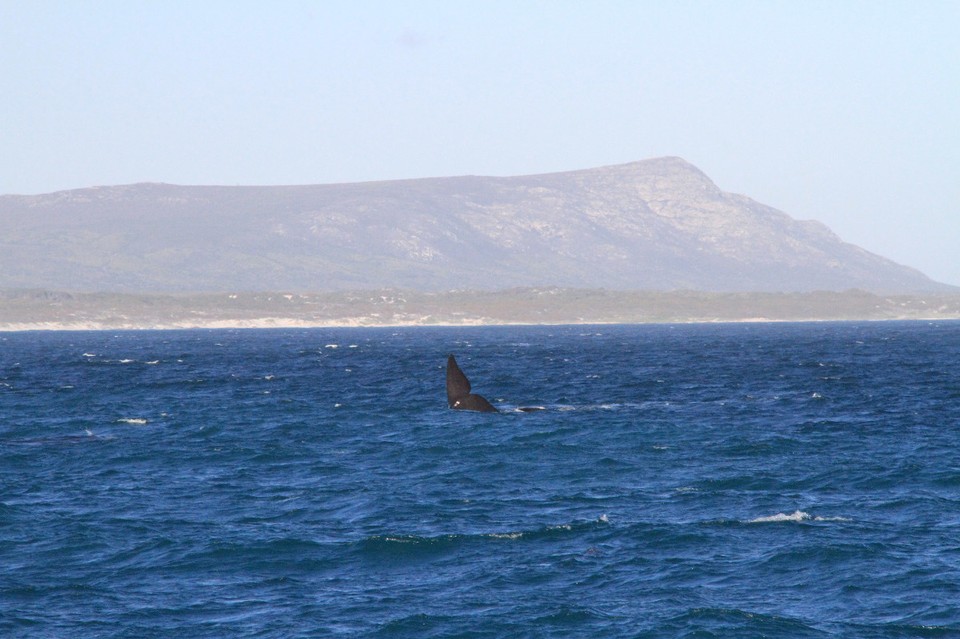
[2,322,959,637]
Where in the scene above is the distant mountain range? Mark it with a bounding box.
[0,157,950,293]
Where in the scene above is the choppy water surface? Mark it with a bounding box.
[2,322,959,637]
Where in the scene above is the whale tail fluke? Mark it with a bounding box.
[446,355,498,413]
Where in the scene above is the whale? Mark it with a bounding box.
[446,354,499,413]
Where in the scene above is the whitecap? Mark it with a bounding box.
[749,510,850,523]
[117,418,148,425]
[749,510,811,523]
[488,532,524,540]
[325,344,339,349]
[511,405,546,413]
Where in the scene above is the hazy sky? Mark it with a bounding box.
[2,1,958,285]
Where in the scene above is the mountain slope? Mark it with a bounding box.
[0,157,948,293]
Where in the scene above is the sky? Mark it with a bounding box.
[2,1,958,285]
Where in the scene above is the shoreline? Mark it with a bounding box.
[4,288,960,332]
[3,315,958,333]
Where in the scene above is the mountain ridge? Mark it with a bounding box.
[0,157,949,293]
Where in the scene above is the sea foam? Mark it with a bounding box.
[748,511,850,523]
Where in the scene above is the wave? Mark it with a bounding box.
[748,510,851,524]
[174,537,333,570]
[80,355,158,366]
[3,430,114,446]
[662,607,826,637]
[357,515,611,558]
[499,402,651,413]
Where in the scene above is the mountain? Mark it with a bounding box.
[0,157,949,293]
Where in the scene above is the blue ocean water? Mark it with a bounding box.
[2,322,959,638]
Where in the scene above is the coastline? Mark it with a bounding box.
[3,316,958,333]
[0,317,496,332]
[3,288,960,332]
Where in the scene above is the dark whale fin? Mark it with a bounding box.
[446,355,498,413]
[446,354,472,405]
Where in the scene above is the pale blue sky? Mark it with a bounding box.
[2,1,958,284]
